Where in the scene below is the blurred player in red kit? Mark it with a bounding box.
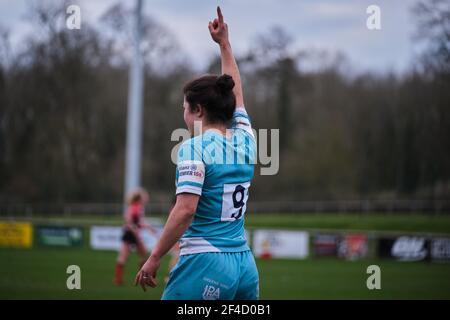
[114,188,159,286]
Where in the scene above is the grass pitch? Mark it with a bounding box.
[1,247,449,299]
[1,213,450,299]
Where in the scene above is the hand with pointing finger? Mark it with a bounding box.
[208,6,229,46]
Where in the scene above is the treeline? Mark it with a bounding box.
[0,1,449,203]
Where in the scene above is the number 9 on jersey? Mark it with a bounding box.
[221,182,250,221]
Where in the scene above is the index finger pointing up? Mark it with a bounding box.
[217,6,223,23]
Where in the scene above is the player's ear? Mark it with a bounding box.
[196,104,204,118]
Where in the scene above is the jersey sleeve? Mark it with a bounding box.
[230,107,254,138]
[175,139,205,196]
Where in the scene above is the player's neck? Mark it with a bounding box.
[202,123,227,137]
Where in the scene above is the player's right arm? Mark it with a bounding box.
[208,6,244,109]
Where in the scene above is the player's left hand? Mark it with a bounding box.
[208,6,229,45]
[135,255,160,291]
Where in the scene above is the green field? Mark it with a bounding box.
[1,213,450,299]
[1,247,450,299]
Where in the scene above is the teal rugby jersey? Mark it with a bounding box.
[175,107,256,255]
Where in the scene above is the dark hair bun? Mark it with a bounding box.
[216,74,235,94]
[183,73,236,124]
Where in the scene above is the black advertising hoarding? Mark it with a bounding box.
[431,238,450,262]
[378,236,430,261]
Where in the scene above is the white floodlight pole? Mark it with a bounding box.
[124,0,144,214]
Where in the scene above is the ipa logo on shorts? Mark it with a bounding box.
[202,285,220,300]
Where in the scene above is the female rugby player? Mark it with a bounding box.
[135,7,259,300]
[114,188,158,285]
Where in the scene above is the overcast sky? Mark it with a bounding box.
[0,0,422,74]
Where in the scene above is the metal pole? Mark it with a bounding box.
[124,0,144,213]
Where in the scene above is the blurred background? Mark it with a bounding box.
[0,0,449,300]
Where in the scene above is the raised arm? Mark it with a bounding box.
[208,6,244,108]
